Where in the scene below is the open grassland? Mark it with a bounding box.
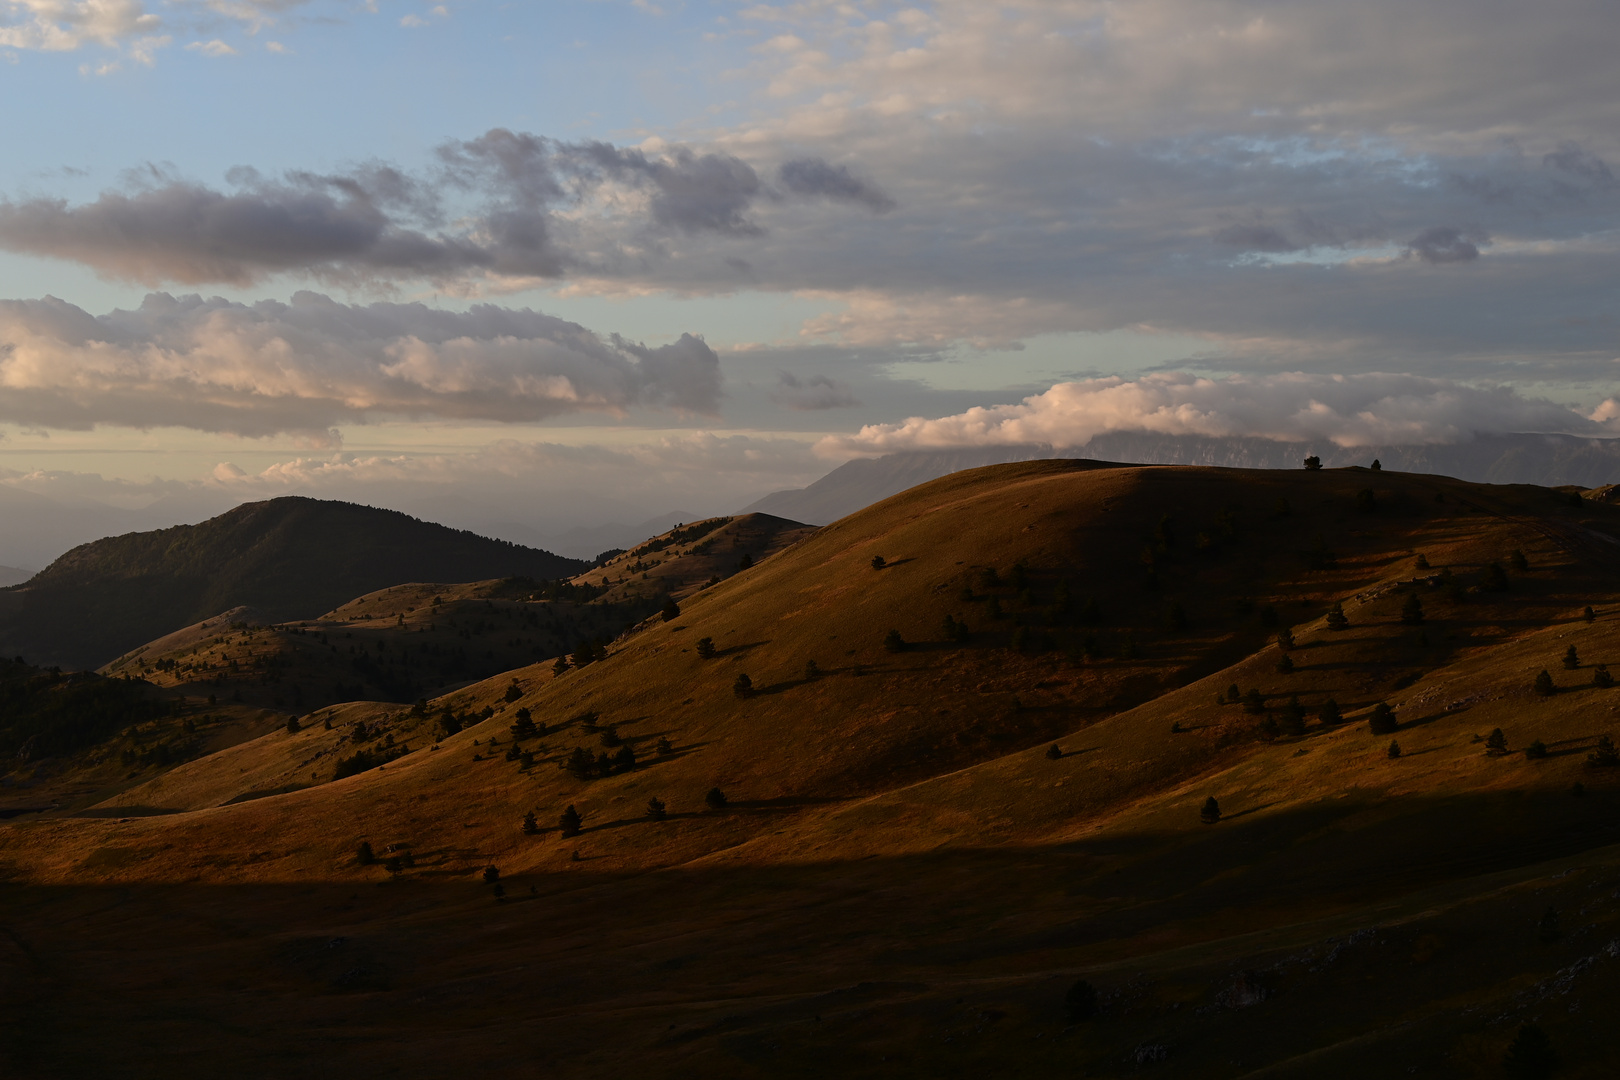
[5,462,1620,1077]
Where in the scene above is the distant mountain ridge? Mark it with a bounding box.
[745,432,1620,523]
[0,496,587,671]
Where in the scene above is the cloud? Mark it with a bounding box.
[0,291,722,440]
[1404,225,1486,264]
[817,372,1601,457]
[778,158,894,212]
[184,37,234,55]
[770,371,858,410]
[0,1,159,51]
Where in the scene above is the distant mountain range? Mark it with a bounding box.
[0,497,586,671]
[745,432,1620,524]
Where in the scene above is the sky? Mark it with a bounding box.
[0,0,1617,557]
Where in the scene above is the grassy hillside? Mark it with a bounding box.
[4,462,1620,1077]
[0,497,587,671]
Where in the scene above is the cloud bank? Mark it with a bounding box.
[0,291,721,440]
[818,373,1608,457]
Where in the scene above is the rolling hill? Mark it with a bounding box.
[0,496,587,672]
[3,461,1620,1077]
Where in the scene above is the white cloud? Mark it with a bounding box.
[817,372,1605,457]
[184,37,235,55]
[0,291,723,440]
[399,13,425,27]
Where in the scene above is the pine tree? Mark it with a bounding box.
[552,656,569,677]
[705,787,728,810]
[612,745,636,773]
[1502,1022,1558,1079]
[1509,549,1529,572]
[696,636,717,659]
[1585,734,1619,768]
[1563,645,1580,670]
[656,736,674,757]
[1046,744,1062,760]
[1584,605,1596,623]
[1065,979,1099,1022]
[1387,740,1401,759]
[356,841,375,865]
[482,866,500,885]
[870,555,886,570]
[1483,562,1509,592]
[1280,696,1306,736]
[1525,739,1548,760]
[1534,669,1556,696]
[1595,664,1614,688]
[883,629,906,652]
[646,797,667,821]
[566,747,594,780]
[733,673,754,698]
[1303,455,1322,471]
[1243,688,1266,714]
[1368,702,1398,735]
[1276,653,1295,675]
[1486,727,1509,755]
[1370,458,1382,471]
[661,598,681,622]
[1326,602,1349,631]
[521,811,538,835]
[803,659,821,681]
[1415,553,1430,570]
[1200,796,1221,824]
[1225,683,1242,705]
[1319,698,1342,726]
[1401,593,1424,625]
[559,805,582,837]
[1277,627,1295,651]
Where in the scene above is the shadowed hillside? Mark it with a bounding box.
[6,462,1620,1077]
[0,497,587,671]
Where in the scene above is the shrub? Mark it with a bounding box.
[737,554,754,570]
[870,555,886,570]
[1276,627,1295,651]
[883,629,906,653]
[733,673,754,698]
[521,811,538,835]
[1534,669,1556,696]
[1415,553,1429,570]
[1509,549,1529,572]
[1065,980,1099,1022]
[704,787,728,810]
[1045,744,1062,760]
[1319,698,1342,726]
[660,598,681,622]
[1525,739,1549,760]
[646,797,667,821]
[1325,602,1349,631]
[356,841,375,865]
[1483,562,1509,592]
[1584,605,1596,623]
[1586,734,1620,768]
[559,805,582,837]
[385,856,403,875]
[285,715,301,734]
[1200,797,1221,824]
[1387,740,1401,759]
[656,736,674,757]
[1563,645,1580,670]
[1368,702,1398,735]
[1486,728,1509,755]
[1401,593,1424,625]
[1303,455,1322,471]
[696,636,717,659]
[1276,654,1295,675]
[1595,664,1614,688]
[1225,683,1242,705]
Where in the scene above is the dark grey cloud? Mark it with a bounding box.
[1213,222,1300,253]
[1404,226,1486,264]
[770,371,859,411]
[1543,141,1617,190]
[0,291,721,440]
[0,132,891,286]
[778,159,895,212]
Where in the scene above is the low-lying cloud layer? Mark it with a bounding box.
[0,291,721,440]
[818,373,1612,457]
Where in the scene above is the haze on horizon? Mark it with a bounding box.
[0,0,1617,566]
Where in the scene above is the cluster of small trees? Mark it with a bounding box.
[565,744,637,779]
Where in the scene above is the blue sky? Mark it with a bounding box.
[0,0,1617,556]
